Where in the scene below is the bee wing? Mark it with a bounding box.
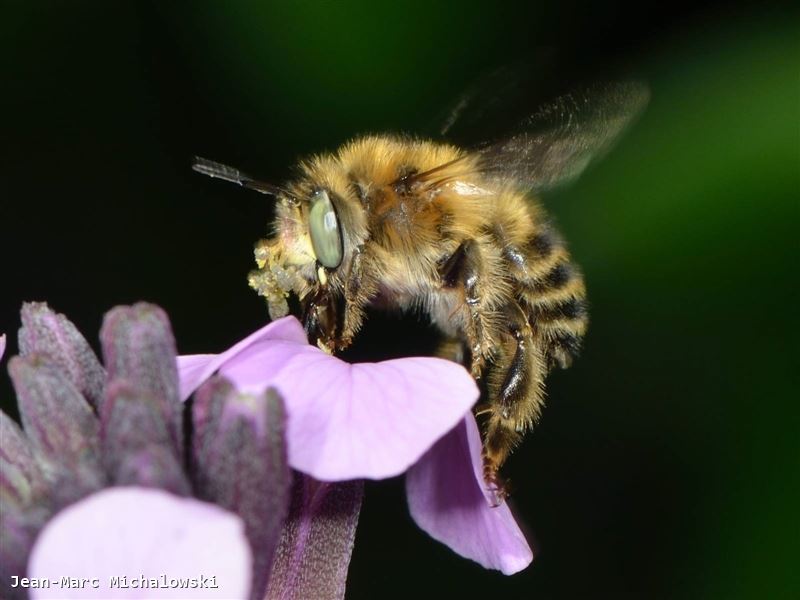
[435,58,562,143]
[438,64,535,140]
[469,82,649,192]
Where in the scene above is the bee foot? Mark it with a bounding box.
[316,339,335,354]
[482,458,511,506]
[470,353,487,378]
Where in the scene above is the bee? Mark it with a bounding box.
[193,81,648,488]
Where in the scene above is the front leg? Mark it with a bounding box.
[301,284,341,353]
[304,244,378,353]
[439,239,495,378]
[339,243,380,350]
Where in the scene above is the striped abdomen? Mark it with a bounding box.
[509,225,588,370]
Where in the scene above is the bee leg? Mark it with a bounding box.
[301,285,341,353]
[482,302,546,484]
[439,239,493,378]
[435,337,469,366]
[340,244,376,350]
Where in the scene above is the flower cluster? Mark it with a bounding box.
[1,301,532,599]
[1,303,359,599]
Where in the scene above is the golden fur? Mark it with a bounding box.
[249,135,588,485]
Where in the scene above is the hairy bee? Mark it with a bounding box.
[193,82,648,486]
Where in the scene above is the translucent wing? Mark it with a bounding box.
[437,64,537,141]
[469,82,649,191]
[435,58,561,144]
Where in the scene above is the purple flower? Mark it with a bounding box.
[178,316,533,574]
[1,303,361,600]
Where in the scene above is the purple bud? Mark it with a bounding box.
[1,512,46,599]
[7,355,105,505]
[264,476,363,600]
[0,411,50,511]
[100,303,183,455]
[0,413,53,600]
[192,377,291,600]
[18,302,105,410]
[100,380,191,495]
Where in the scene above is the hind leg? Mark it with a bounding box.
[482,302,547,485]
[435,336,469,365]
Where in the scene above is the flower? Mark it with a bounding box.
[1,303,362,600]
[178,317,479,481]
[178,316,534,574]
[406,416,534,575]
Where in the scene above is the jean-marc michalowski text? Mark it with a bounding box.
[10,574,220,589]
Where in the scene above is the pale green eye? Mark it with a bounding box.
[308,190,343,269]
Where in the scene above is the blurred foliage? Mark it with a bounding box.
[2,1,798,598]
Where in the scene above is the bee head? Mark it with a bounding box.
[191,154,373,321]
[248,164,369,319]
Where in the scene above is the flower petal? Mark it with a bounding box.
[0,333,6,361]
[264,476,362,600]
[28,487,252,599]
[406,415,533,575]
[222,344,478,480]
[273,355,478,480]
[178,316,479,480]
[177,316,307,402]
[176,353,216,401]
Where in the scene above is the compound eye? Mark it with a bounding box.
[308,189,343,269]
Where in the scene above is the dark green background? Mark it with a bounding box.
[2,1,798,598]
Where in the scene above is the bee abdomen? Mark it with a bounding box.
[506,237,588,370]
[519,259,584,302]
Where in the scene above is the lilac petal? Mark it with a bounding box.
[0,334,5,361]
[7,355,105,504]
[28,487,252,599]
[18,302,105,410]
[100,380,191,495]
[101,303,183,455]
[265,354,479,480]
[177,353,216,401]
[178,316,479,480]
[406,415,533,575]
[219,346,479,480]
[177,316,307,401]
[192,378,291,600]
[264,476,363,600]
